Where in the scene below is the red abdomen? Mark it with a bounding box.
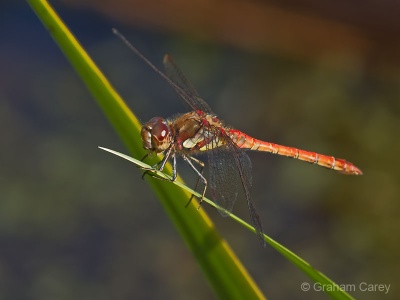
[229,129,362,175]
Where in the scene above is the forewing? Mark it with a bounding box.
[163,54,212,113]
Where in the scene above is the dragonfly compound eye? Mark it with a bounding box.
[152,121,170,142]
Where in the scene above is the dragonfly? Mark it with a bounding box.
[113,29,362,246]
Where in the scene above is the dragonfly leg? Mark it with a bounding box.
[141,147,175,181]
[141,152,157,179]
[184,156,205,208]
[141,160,161,180]
[182,155,207,209]
[170,153,177,181]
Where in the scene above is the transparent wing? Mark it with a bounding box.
[163,54,212,113]
[207,127,265,245]
[112,30,212,113]
[208,147,242,215]
[228,142,265,246]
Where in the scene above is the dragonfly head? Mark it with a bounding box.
[141,117,172,153]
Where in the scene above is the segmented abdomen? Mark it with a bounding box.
[229,129,362,175]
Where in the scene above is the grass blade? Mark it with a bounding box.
[99,147,355,300]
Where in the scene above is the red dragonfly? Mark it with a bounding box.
[113,29,362,245]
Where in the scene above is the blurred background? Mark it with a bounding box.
[1,1,399,299]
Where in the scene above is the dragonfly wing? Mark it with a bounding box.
[163,54,212,113]
[208,147,242,216]
[233,148,265,245]
[207,125,252,210]
[209,146,264,245]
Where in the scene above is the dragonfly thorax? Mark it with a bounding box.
[141,117,173,153]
